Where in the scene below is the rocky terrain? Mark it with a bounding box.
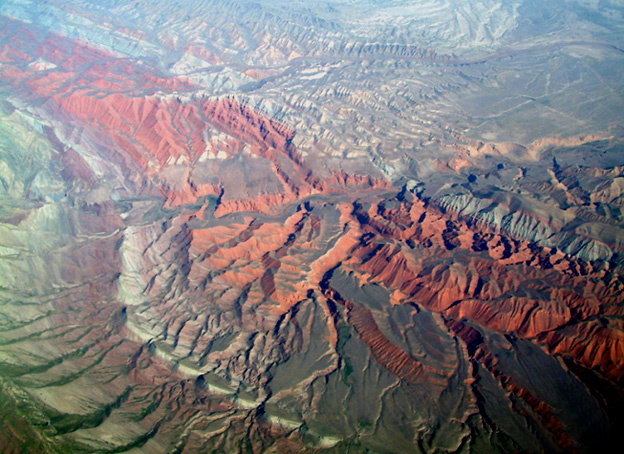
[1,0,624,453]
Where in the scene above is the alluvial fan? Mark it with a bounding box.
[1,1,624,453]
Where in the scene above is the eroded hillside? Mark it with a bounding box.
[1,1,624,453]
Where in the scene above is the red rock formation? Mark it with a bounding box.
[321,280,446,389]
[540,319,624,382]
[2,13,622,454]
[335,193,623,389]
[0,17,390,215]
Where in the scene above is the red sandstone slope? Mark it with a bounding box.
[0,16,389,216]
[345,196,621,374]
[114,177,623,447]
[116,185,624,450]
[1,13,623,454]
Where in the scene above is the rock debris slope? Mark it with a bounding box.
[1,0,624,453]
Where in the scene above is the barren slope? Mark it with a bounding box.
[1,1,624,453]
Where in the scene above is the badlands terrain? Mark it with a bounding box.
[1,0,624,452]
